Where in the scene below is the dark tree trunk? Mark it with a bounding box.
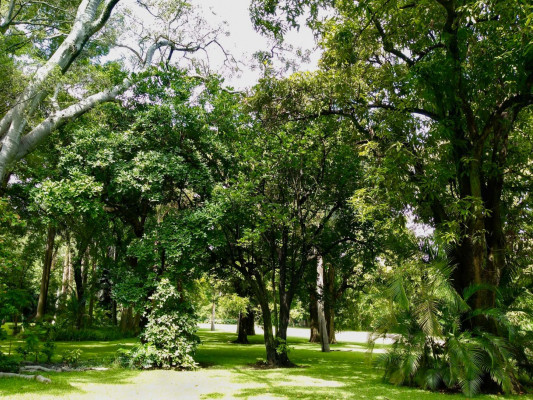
[309,288,320,343]
[36,226,56,320]
[316,255,330,352]
[250,273,292,367]
[447,141,505,333]
[245,308,255,335]
[87,256,97,326]
[235,312,249,344]
[119,306,132,333]
[112,300,117,326]
[235,307,256,344]
[72,240,90,330]
[324,262,336,344]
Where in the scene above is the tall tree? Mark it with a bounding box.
[251,0,533,329]
[0,0,227,181]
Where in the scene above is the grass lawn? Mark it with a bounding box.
[0,329,531,399]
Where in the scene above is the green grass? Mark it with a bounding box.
[0,329,531,399]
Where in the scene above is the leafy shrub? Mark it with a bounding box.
[371,256,525,396]
[54,327,134,341]
[62,349,82,366]
[42,340,56,363]
[16,330,40,362]
[0,352,19,372]
[120,278,199,370]
[275,338,292,356]
[115,344,160,369]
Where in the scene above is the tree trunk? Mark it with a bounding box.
[210,296,216,331]
[250,273,292,367]
[317,255,330,352]
[87,256,97,326]
[272,264,278,336]
[60,241,71,297]
[448,147,503,333]
[235,307,255,343]
[324,262,336,344]
[72,240,90,330]
[235,312,249,344]
[54,238,71,319]
[119,306,132,333]
[245,308,255,335]
[112,300,117,326]
[35,226,56,320]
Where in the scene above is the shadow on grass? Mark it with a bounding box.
[196,330,525,400]
[0,369,140,398]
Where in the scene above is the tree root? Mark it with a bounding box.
[20,365,109,373]
[0,372,51,383]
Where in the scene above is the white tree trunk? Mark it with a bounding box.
[0,1,223,181]
[0,0,121,181]
[211,298,216,331]
[317,255,330,352]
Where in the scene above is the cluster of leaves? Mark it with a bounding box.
[0,351,19,373]
[62,349,82,366]
[372,247,529,396]
[15,323,56,363]
[119,279,199,370]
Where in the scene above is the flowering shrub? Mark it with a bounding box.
[119,278,199,370]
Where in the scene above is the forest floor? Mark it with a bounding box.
[0,328,531,400]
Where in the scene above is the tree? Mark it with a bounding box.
[204,77,374,365]
[251,0,533,331]
[0,0,227,182]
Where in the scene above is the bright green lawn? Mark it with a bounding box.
[0,329,531,399]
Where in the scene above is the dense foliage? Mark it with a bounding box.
[120,279,199,370]
[0,0,531,396]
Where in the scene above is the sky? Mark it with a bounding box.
[114,0,321,90]
[197,0,321,88]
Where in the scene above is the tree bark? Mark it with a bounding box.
[0,0,122,181]
[112,300,117,326]
[119,306,132,333]
[245,308,255,335]
[317,255,330,352]
[235,307,255,343]
[72,239,90,329]
[309,288,320,343]
[250,272,292,366]
[35,226,56,320]
[56,237,71,312]
[210,296,216,331]
[324,262,336,344]
[88,255,97,326]
[235,312,249,344]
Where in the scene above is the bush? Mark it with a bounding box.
[54,327,134,341]
[0,352,19,372]
[16,330,40,362]
[119,278,199,370]
[42,340,56,363]
[115,344,160,369]
[62,349,82,366]
[372,256,525,396]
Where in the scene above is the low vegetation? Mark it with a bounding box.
[1,329,531,399]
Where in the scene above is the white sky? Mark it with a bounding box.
[113,0,321,90]
[197,0,321,89]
